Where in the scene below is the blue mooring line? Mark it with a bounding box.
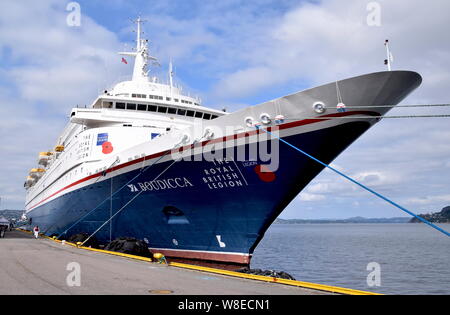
[56,152,169,240]
[257,126,450,238]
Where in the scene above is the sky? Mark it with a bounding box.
[1,0,450,219]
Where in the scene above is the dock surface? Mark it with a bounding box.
[0,230,334,295]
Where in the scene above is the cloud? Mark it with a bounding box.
[405,195,450,207]
[0,0,123,209]
[209,0,450,104]
[298,192,326,202]
[0,0,123,112]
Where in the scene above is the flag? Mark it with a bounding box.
[121,57,128,64]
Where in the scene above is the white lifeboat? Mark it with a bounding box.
[25,176,36,187]
[38,152,52,166]
[53,145,64,159]
[29,168,45,179]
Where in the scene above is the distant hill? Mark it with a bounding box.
[275,216,411,224]
[409,206,450,223]
[0,210,23,222]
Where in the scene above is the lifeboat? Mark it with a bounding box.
[29,168,45,179]
[54,145,64,152]
[25,176,36,187]
[38,152,52,166]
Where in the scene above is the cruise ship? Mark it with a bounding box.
[24,18,422,266]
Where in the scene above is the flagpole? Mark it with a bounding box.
[169,59,174,96]
[384,39,392,71]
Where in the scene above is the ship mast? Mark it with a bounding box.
[118,17,157,82]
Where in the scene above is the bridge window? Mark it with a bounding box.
[137,104,147,111]
[195,111,203,118]
[148,105,157,112]
[102,101,113,108]
[168,107,177,114]
[177,109,186,116]
[116,102,125,109]
[186,110,195,117]
[203,113,211,120]
[211,115,218,120]
[158,106,168,113]
[126,103,136,110]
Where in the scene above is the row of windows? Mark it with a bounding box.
[115,102,218,120]
[131,93,198,105]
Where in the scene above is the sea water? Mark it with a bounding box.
[251,223,450,295]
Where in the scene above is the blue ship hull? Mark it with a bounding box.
[27,121,370,265]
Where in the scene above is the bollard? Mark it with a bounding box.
[153,253,167,264]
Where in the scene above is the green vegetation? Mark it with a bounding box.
[410,206,450,223]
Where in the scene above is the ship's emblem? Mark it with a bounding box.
[97,133,109,145]
[127,184,139,192]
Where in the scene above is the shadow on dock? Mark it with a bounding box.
[1,229,33,239]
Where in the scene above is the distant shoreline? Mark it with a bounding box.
[277,206,450,224]
[275,217,412,224]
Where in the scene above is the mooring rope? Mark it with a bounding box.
[284,114,450,120]
[256,126,450,238]
[43,157,120,236]
[56,150,172,239]
[59,131,204,243]
[80,158,179,247]
[324,103,450,109]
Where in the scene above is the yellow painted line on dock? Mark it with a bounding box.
[17,228,151,261]
[16,228,380,295]
[43,234,153,262]
[169,263,381,296]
